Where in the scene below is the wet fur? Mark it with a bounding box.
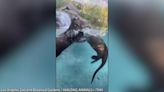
[56,3,108,83]
[87,35,108,83]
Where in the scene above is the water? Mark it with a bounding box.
[56,34,109,91]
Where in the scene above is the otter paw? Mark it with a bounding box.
[92,55,98,59]
[91,55,100,63]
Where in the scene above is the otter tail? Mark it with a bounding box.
[91,48,108,84]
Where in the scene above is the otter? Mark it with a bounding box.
[56,3,93,56]
[56,3,108,83]
[56,8,90,56]
[73,31,108,83]
[88,36,108,83]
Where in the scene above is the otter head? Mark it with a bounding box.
[69,15,91,31]
[61,3,91,31]
[61,4,91,42]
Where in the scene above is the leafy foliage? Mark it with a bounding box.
[56,0,108,34]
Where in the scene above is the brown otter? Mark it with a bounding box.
[73,31,108,83]
[87,35,108,83]
[56,3,92,56]
[56,9,90,56]
[56,31,75,57]
[56,3,108,83]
